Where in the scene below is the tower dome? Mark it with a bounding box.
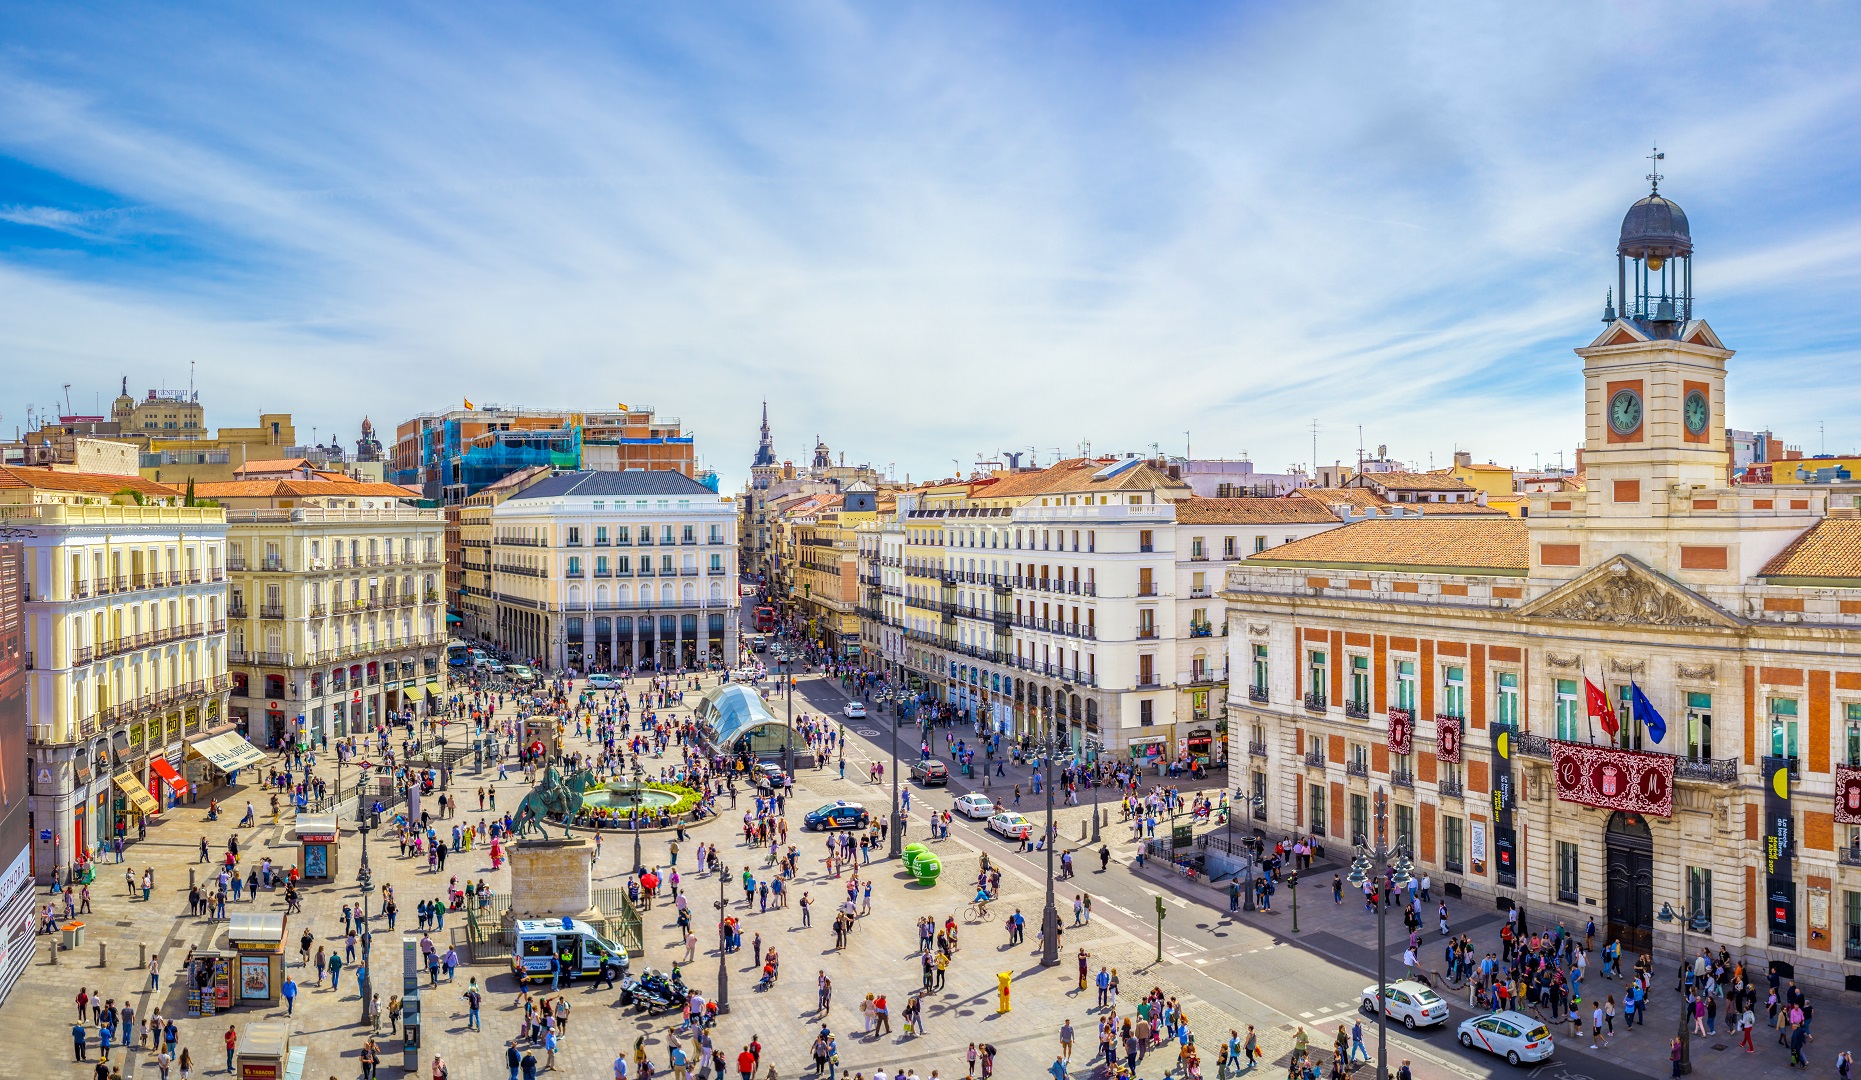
[1609,149,1694,328]
[1617,194,1692,263]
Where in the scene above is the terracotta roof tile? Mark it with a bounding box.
[1244,517,1527,573]
[1760,520,1861,579]
[0,467,179,498]
[1175,497,1340,525]
[1359,471,1476,492]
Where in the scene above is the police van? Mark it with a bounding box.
[510,917,630,983]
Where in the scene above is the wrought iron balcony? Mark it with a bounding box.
[1248,685,1268,704]
[1438,778,1464,799]
[1248,741,1268,757]
[1391,770,1415,789]
[1344,700,1370,719]
[1303,750,1326,768]
[1512,732,1741,782]
[1303,692,1327,712]
[1346,760,1368,778]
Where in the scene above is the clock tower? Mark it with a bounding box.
[1576,162,1732,518]
[1528,160,1822,587]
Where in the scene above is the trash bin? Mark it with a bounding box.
[61,921,85,950]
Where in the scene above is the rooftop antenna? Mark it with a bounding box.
[62,383,72,416]
[1646,146,1664,195]
[1184,430,1191,459]
[1356,425,1365,478]
[190,359,196,401]
[1310,418,1320,477]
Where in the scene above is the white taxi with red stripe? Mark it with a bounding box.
[1457,1010,1554,1065]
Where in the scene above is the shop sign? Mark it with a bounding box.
[1550,741,1673,817]
[298,833,336,843]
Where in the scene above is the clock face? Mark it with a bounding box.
[1608,389,1643,436]
[1684,389,1710,436]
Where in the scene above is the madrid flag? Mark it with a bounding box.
[1586,677,1619,738]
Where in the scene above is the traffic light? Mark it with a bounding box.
[1155,895,1167,923]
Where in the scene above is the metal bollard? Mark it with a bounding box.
[99,942,107,968]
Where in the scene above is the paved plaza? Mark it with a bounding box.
[8,667,1856,1080]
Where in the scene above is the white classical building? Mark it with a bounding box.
[4,469,233,882]
[490,471,739,671]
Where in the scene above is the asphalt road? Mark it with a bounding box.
[760,663,1662,1080]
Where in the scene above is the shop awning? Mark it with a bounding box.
[148,755,189,795]
[445,612,463,624]
[187,732,268,772]
[424,682,442,698]
[111,769,159,815]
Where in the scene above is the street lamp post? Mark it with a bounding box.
[1347,789,1412,1080]
[782,659,794,777]
[1288,871,1300,933]
[1039,706,1061,967]
[888,701,905,858]
[715,872,731,1014]
[1085,737,1102,845]
[631,762,646,874]
[1658,900,1711,1075]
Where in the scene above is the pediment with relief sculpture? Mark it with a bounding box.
[1518,555,1744,629]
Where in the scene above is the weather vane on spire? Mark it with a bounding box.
[1646,146,1665,195]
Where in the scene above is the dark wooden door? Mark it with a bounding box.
[1606,843,1653,955]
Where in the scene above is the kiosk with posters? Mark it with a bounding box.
[186,950,235,1016]
[235,1019,297,1080]
[224,912,287,1006]
[1129,737,1167,766]
[291,814,339,881]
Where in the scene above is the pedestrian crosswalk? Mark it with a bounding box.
[1297,1000,1358,1019]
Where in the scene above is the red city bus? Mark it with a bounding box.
[754,606,776,632]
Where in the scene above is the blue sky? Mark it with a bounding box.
[3,3,1861,487]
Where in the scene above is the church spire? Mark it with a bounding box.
[752,400,777,467]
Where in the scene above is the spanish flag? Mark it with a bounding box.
[463,398,475,410]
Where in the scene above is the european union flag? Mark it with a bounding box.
[1630,680,1667,744]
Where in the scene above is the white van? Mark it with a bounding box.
[510,918,630,983]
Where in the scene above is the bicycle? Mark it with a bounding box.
[963,901,992,923]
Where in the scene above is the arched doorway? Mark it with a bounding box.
[1606,810,1654,954]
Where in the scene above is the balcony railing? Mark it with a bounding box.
[1839,846,1861,868]
[1135,674,1161,688]
[259,604,286,620]
[1512,733,1741,782]
[1346,760,1368,778]
[1136,627,1159,640]
[1248,741,1268,757]
[1248,685,1269,704]
[1303,692,1327,712]
[1438,777,1464,799]
[1303,750,1326,768]
[1391,770,1415,789]
[1345,700,1370,719]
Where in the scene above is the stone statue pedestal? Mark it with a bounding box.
[508,838,600,923]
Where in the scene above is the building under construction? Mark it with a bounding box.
[389,404,698,505]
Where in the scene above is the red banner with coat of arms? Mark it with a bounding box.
[1436,715,1462,764]
[1836,765,1861,825]
[1387,708,1413,756]
[1551,742,1674,818]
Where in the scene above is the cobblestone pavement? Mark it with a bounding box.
[9,663,1830,1080]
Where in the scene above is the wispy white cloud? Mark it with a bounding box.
[1,2,1860,479]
